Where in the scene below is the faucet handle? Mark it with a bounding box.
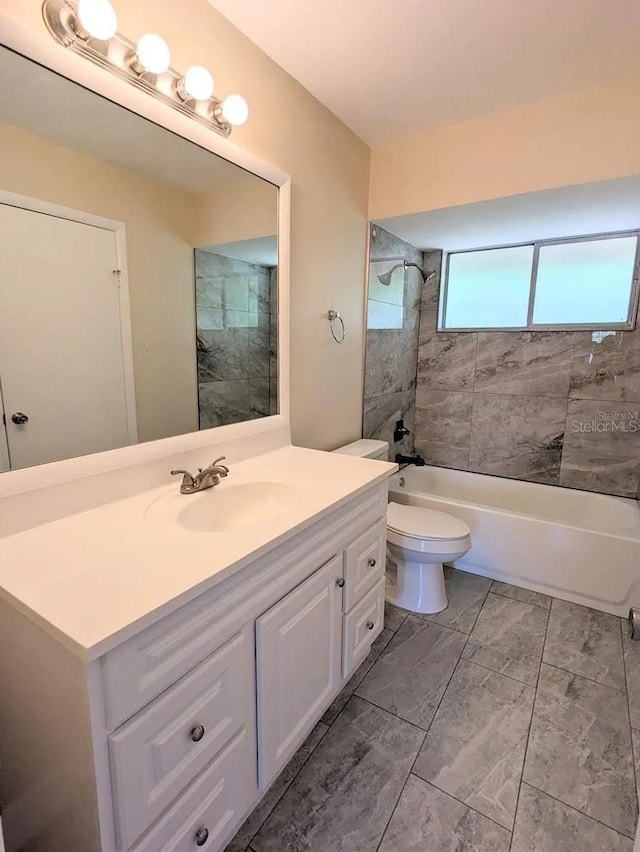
[171,469,195,485]
[211,456,229,476]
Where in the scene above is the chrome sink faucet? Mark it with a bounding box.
[171,456,229,494]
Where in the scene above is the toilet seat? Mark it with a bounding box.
[387,502,470,541]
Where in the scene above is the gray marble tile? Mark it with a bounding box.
[370,223,422,264]
[195,275,224,309]
[543,598,625,692]
[570,329,640,403]
[363,391,403,447]
[225,722,329,852]
[474,331,574,397]
[469,393,566,485]
[421,566,491,634]
[223,276,250,312]
[196,328,249,382]
[321,628,394,726]
[198,380,251,428]
[420,250,443,312]
[462,593,548,685]
[398,390,416,455]
[249,378,270,420]
[385,601,409,633]
[196,305,224,331]
[490,580,551,610]
[252,696,424,852]
[413,659,534,829]
[621,619,640,728]
[417,322,477,391]
[364,331,405,396]
[248,273,271,314]
[401,336,419,393]
[523,664,637,837]
[511,783,633,852]
[414,388,473,469]
[560,399,640,497]
[356,615,466,729]
[248,326,271,379]
[378,774,511,852]
[632,729,640,807]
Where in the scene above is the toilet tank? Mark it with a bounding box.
[332,439,389,461]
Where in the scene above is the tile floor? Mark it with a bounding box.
[226,567,640,851]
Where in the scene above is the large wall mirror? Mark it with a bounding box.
[0,46,279,474]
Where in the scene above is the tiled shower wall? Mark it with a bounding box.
[195,250,277,428]
[362,225,428,454]
[414,251,640,498]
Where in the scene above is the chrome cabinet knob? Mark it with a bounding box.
[366,621,375,630]
[191,724,205,743]
[11,412,28,425]
[336,577,345,588]
[195,827,209,846]
[368,558,377,568]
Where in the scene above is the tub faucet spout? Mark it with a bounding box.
[395,453,426,467]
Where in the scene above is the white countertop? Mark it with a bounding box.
[0,446,395,660]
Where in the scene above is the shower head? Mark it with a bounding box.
[377,269,395,286]
[377,260,437,286]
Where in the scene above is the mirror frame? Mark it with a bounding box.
[0,11,291,499]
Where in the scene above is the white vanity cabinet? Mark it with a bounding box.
[0,480,388,852]
[256,554,344,787]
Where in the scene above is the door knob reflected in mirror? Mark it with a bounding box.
[11,412,29,425]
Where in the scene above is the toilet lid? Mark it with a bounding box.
[387,502,470,541]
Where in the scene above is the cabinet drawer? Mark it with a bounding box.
[343,518,386,610]
[109,626,255,851]
[130,728,256,852]
[343,578,385,679]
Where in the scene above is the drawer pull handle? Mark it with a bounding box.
[368,558,377,568]
[191,724,205,743]
[336,577,345,588]
[366,620,375,630]
[195,826,209,846]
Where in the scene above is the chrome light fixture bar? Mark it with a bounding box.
[42,0,250,138]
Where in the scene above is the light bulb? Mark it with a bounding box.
[182,66,215,101]
[220,94,249,126]
[135,33,171,74]
[77,0,118,40]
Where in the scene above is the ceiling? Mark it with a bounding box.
[0,47,260,195]
[201,236,278,266]
[207,0,640,145]
[376,176,640,251]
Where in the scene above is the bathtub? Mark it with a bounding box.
[388,465,640,617]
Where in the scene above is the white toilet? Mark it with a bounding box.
[333,439,472,614]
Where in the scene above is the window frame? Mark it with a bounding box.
[438,229,640,333]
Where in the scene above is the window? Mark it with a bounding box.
[439,232,639,331]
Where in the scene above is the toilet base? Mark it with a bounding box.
[386,556,448,615]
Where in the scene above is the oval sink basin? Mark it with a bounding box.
[148,480,301,533]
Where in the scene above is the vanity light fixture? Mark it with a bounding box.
[178,65,215,102]
[76,0,117,40]
[42,0,249,137]
[131,33,171,76]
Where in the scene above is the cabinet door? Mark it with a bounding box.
[256,555,343,789]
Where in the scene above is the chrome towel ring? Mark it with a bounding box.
[327,310,346,344]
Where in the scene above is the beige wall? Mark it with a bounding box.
[370,75,640,219]
[192,176,277,248]
[0,0,371,451]
[0,120,199,443]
